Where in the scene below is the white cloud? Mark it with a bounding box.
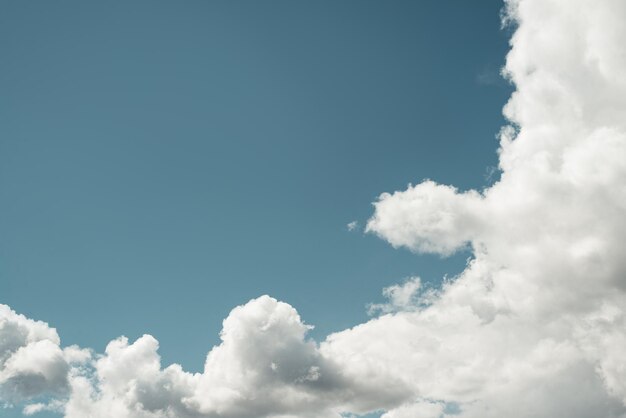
[367,277,437,315]
[366,181,483,256]
[23,400,64,416]
[0,305,86,402]
[3,0,626,416]
[61,296,408,418]
[325,0,626,415]
[381,400,445,418]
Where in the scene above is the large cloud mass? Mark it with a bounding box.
[2,0,626,416]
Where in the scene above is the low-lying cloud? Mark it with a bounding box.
[3,0,626,416]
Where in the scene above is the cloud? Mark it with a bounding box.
[3,0,626,417]
[366,181,483,256]
[61,296,408,418]
[367,277,438,315]
[23,400,64,416]
[63,334,197,418]
[326,0,626,415]
[381,400,445,418]
[0,305,89,403]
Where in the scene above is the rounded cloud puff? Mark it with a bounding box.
[366,181,483,256]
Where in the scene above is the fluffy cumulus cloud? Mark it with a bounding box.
[32,297,407,418]
[2,0,626,416]
[366,181,483,256]
[0,305,89,406]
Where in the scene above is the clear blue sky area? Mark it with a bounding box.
[1,2,510,415]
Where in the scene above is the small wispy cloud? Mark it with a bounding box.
[476,64,506,87]
[367,277,439,315]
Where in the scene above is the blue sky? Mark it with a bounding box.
[1,2,511,415]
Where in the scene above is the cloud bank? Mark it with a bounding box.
[2,0,626,416]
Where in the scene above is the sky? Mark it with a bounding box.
[3,1,626,418]
[0,1,509,369]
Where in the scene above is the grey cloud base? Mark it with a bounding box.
[3,0,626,416]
